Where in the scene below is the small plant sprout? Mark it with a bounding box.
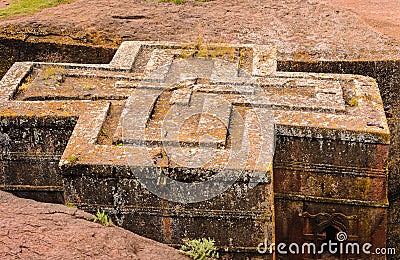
[349,97,359,107]
[42,66,64,80]
[178,41,235,61]
[17,83,28,92]
[180,238,219,260]
[17,75,32,93]
[65,202,77,208]
[100,128,109,137]
[238,48,246,68]
[67,154,78,164]
[93,210,110,227]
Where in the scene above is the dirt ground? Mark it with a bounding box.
[0,0,399,60]
[0,0,11,9]
[324,0,400,42]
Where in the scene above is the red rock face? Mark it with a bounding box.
[323,0,400,42]
[0,0,12,9]
[0,190,188,259]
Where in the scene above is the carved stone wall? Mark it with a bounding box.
[0,41,390,258]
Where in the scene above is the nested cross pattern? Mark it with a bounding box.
[0,41,389,203]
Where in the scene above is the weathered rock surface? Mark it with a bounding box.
[0,0,399,60]
[0,191,188,259]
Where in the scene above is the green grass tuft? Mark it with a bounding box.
[65,202,77,208]
[0,0,75,18]
[93,210,110,227]
[180,238,219,259]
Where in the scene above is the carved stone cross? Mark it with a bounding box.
[0,41,389,256]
